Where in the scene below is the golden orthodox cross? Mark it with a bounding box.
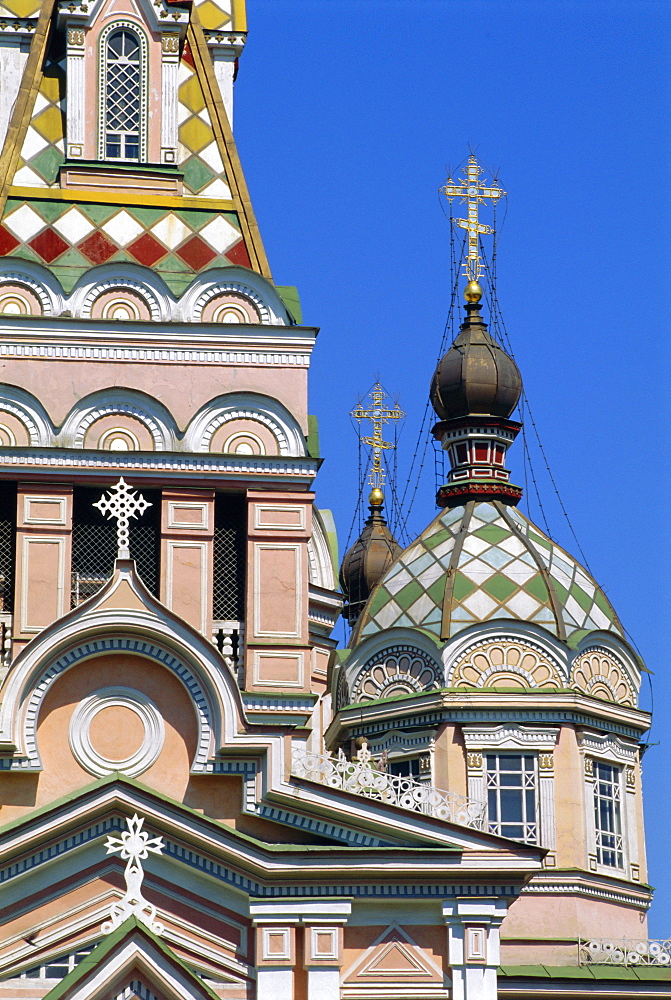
[441,154,506,281]
[351,383,404,489]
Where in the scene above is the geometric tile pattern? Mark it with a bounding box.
[0,197,245,294]
[358,501,623,646]
[178,44,232,200]
[0,36,254,291]
[193,0,233,31]
[13,35,66,189]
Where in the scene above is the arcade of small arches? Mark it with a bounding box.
[0,264,290,326]
[339,633,639,709]
[0,388,307,458]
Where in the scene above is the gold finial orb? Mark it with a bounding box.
[464,280,483,303]
[369,487,384,507]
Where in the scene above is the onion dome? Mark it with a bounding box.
[351,499,624,648]
[430,281,522,420]
[340,488,402,626]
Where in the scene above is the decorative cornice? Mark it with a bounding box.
[0,448,318,482]
[437,481,523,508]
[0,341,312,367]
[521,871,652,909]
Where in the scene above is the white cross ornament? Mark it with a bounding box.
[94,477,151,559]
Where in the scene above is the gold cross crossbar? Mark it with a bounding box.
[441,154,506,281]
[351,383,404,489]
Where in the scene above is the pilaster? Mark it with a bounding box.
[13,483,72,653]
[65,25,86,158]
[160,489,214,637]
[244,491,312,692]
[442,898,507,1000]
[250,899,350,1000]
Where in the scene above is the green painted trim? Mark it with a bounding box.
[42,916,222,1000]
[498,964,671,981]
[317,507,339,577]
[275,285,302,324]
[8,185,236,213]
[62,160,183,176]
[306,414,320,458]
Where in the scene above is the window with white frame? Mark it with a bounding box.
[103,28,143,161]
[486,753,538,843]
[463,725,558,851]
[593,760,624,869]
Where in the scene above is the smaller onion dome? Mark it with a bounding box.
[430,281,522,420]
[340,488,401,626]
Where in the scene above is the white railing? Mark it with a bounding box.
[579,939,671,967]
[212,620,243,683]
[291,742,486,830]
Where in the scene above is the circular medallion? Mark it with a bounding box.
[69,686,165,777]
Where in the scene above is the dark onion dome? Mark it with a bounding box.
[430,280,522,420]
[340,488,402,625]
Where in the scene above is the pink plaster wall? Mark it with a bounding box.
[0,359,309,433]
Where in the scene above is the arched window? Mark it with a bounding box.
[104,29,142,161]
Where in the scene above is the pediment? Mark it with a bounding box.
[41,919,225,1000]
[343,923,445,985]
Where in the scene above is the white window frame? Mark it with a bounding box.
[366,728,436,785]
[98,21,149,163]
[485,751,538,843]
[578,731,639,880]
[462,725,559,856]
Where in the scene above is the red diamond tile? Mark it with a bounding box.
[127,232,167,267]
[182,41,195,68]
[79,230,118,264]
[176,234,217,270]
[0,225,20,256]
[29,227,69,263]
[225,239,251,268]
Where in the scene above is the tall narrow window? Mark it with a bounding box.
[105,29,141,161]
[594,761,624,868]
[486,754,538,843]
[213,493,246,622]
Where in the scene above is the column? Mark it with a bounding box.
[442,899,507,1000]
[538,750,557,855]
[65,26,86,158]
[160,34,180,164]
[160,489,214,637]
[625,763,639,881]
[14,484,72,652]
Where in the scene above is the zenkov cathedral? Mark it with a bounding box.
[0,2,667,999]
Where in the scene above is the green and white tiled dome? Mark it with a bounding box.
[353,500,623,647]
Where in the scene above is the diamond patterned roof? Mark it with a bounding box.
[354,500,623,647]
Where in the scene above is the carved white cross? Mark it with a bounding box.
[102,814,165,936]
[94,478,151,559]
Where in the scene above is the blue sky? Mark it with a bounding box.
[234,0,671,934]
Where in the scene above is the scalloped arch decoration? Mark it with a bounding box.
[0,395,49,446]
[0,271,56,315]
[78,280,162,321]
[349,645,442,704]
[201,408,288,455]
[449,637,564,691]
[570,647,635,707]
[72,403,170,450]
[191,281,270,324]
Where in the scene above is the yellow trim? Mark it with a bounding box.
[232,0,247,33]
[8,186,236,213]
[0,0,56,220]
[187,13,271,280]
